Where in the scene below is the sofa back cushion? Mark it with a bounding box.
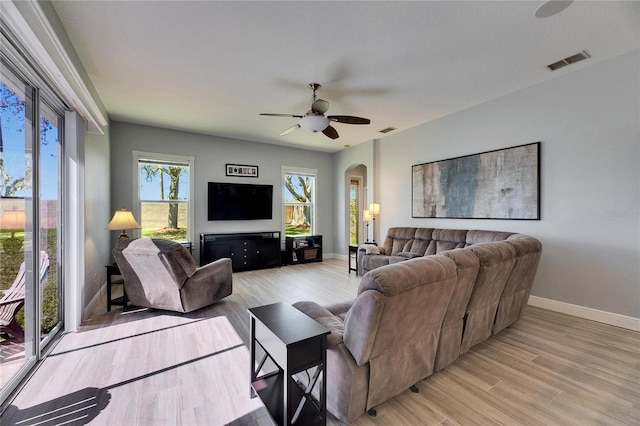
[460,241,517,353]
[406,227,433,255]
[382,227,417,255]
[344,256,457,408]
[429,228,468,254]
[493,235,542,333]
[466,229,514,245]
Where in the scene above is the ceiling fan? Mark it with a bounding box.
[260,83,370,140]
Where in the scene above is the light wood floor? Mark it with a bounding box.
[2,259,639,425]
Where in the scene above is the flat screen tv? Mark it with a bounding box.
[208,182,273,221]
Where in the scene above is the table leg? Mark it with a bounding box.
[106,270,112,311]
[250,316,257,398]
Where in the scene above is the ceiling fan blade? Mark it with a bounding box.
[259,113,303,118]
[279,124,300,136]
[328,115,370,125]
[311,99,329,114]
[322,125,339,140]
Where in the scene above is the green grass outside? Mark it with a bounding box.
[285,225,311,236]
[141,227,187,241]
[1,229,59,336]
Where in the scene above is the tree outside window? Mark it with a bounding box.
[138,159,190,242]
[284,171,315,236]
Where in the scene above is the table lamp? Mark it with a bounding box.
[105,208,141,240]
[0,207,26,253]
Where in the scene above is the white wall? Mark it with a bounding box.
[110,122,335,263]
[83,127,111,315]
[372,51,639,318]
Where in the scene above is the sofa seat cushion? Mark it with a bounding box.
[396,251,422,259]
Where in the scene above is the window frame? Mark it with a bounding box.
[282,166,317,237]
[132,151,195,244]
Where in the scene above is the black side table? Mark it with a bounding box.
[348,245,358,275]
[249,302,330,425]
[105,263,128,311]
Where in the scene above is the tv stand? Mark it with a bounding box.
[285,235,322,265]
[200,231,281,272]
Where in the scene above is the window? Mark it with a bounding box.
[349,178,362,244]
[133,152,194,243]
[283,168,316,236]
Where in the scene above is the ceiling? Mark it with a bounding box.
[51,1,639,153]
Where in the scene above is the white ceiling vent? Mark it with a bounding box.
[547,50,591,71]
[379,127,397,134]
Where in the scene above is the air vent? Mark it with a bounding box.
[379,127,397,134]
[547,50,590,71]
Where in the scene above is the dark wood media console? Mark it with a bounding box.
[200,231,281,271]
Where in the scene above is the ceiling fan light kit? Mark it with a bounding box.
[535,0,573,18]
[260,83,371,140]
[299,115,330,132]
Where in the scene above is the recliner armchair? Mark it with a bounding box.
[113,237,232,313]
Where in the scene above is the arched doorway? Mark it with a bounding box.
[344,164,368,247]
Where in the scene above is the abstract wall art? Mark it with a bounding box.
[412,142,540,220]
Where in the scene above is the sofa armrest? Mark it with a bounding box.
[293,301,345,348]
[194,257,232,276]
[189,258,232,290]
[358,244,380,255]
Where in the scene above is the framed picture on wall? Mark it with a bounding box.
[226,164,258,178]
[412,142,540,220]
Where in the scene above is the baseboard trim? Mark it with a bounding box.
[528,296,640,332]
[333,253,347,261]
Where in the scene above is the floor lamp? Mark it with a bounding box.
[369,203,380,244]
[363,209,372,243]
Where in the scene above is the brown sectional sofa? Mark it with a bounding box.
[294,227,541,424]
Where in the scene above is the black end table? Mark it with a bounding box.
[249,302,330,425]
[105,263,128,311]
[348,245,358,275]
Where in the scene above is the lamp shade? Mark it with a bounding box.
[105,209,140,240]
[369,203,380,215]
[363,209,372,222]
[299,115,330,132]
[0,208,26,230]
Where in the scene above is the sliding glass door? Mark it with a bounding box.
[0,57,64,401]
